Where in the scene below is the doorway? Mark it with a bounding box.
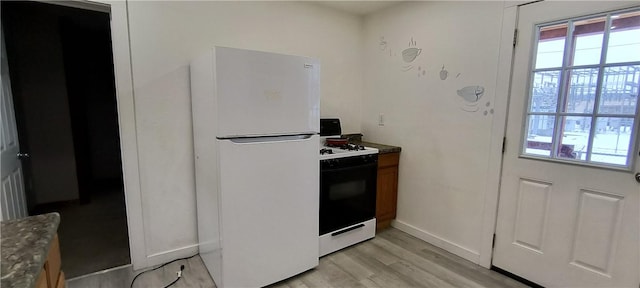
[1,1,131,278]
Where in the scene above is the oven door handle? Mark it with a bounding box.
[322,162,377,173]
[331,223,365,237]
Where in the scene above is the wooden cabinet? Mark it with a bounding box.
[376,152,400,231]
[55,272,66,288]
[36,269,48,288]
[37,234,65,288]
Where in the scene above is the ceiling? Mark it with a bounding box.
[313,1,403,16]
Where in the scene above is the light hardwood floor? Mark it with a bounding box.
[67,228,529,288]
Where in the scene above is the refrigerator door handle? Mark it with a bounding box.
[226,134,315,144]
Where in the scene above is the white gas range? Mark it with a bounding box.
[318,119,379,257]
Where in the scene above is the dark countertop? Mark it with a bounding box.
[341,133,401,154]
[359,141,402,154]
[1,212,60,288]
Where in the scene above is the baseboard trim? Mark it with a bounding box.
[66,264,132,282]
[391,219,480,263]
[146,244,199,267]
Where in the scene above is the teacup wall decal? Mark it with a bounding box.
[402,47,422,63]
[440,65,449,80]
[457,85,485,103]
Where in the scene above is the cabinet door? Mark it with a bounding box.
[55,271,65,288]
[376,166,398,221]
[376,152,399,230]
[36,269,48,288]
[46,234,61,288]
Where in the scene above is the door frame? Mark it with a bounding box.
[98,0,147,270]
[31,0,147,269]
[476,1,528,268]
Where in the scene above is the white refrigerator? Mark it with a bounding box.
[191,47,320,288]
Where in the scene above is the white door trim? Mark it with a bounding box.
[477,3,520,268]
[35,0,110,13]
[102,0,147,270]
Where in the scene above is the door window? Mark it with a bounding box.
[522,8,640,169]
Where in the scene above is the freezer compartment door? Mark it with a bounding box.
[215,47,320,137]
[217,134,319,287]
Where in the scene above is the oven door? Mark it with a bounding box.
[320,156,377,235]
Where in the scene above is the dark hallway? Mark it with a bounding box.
[2,1,130,278]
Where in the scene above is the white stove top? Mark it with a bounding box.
[319,136,379,160]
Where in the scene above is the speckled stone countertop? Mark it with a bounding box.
[359,141,402,154]
[342,133,402,154]
[1,212,60,288]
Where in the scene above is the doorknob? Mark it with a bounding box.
[635,173,640,183]
[16,153,30,160]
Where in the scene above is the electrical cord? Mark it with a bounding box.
[162,265,185,288]
[130,254,198,288]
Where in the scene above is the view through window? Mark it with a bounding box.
[523,8,640,168]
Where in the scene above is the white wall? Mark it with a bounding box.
[362,1,506,263]
[123,1,364,265]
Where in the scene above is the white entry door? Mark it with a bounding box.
[493,1,640,287]
[0,29,28,220]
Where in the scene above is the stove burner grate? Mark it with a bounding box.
[326,143,365,150]
[320,148,334,155]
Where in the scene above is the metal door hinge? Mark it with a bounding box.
[502,137,506,154]
[492,234,496,248]
[513,29,518,47]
